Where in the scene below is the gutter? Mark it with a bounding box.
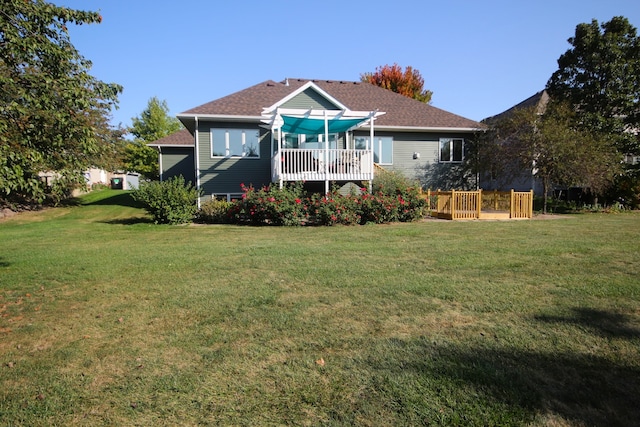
[146,144,195,148]
[194,116,201,208]
[177,114,263,122]
[360,125,486,133]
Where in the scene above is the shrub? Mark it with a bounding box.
[229,183,307,226]
[131,175,199,224]
[367,171,426,222]
[217,176,425,227]
[198,198,232,224]
[310,192,361,226]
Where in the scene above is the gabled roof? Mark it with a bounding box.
[483,90,550,124]
[147,128,193,147]
[178,78,484,132]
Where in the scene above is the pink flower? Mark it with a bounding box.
[295,198,301,204]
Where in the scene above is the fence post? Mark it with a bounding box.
[493,189,498,211]
[510,189,515,218]
[451,189,456,220]
[529,189,534,218]
[477,189,482,219]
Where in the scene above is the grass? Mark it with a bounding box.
[1,189,639,426]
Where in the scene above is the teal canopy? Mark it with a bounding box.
[280,115,367,135]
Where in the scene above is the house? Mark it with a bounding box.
[150,78,485,203]
[39,168,139,197]
[147,129,196,185]
[480,90,549,195]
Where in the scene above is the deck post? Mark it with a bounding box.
[451,189,456,220]
[510,189,515,218]
[324,110,329,194]
[529,189,534,218]
[370,112,375,186]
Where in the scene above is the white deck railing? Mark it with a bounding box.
[272,149,373,182]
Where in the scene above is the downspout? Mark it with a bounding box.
[194,116,201,208]
[157,146,163,182]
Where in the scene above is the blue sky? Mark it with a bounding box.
[57,0,640,129]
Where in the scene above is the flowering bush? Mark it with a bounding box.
[370,170,426,222]
[199,173,425,226]
[310,192,361,226]
[228,182,307,226]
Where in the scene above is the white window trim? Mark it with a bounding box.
[439,138,465,163]
[354,136,393,164]
[210,128,260,159]
[374,136,393,165]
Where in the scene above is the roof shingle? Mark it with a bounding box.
[147,128,193,146]
[180,78,484,130]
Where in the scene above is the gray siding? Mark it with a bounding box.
[160,147,195,184]
[353,130,475,189]
[282,88,339,110]
[197,121,271,196]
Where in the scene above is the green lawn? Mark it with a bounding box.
[1,190,639,426]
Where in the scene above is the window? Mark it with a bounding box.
[281,133,337,150]
[439,138,464,162]
[211,128,260,158]
[301,133,337,149]
[283,134,299,149]
[354,136,393,164]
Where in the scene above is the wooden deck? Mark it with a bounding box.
[426,189,534,220]
[272,148,374,183]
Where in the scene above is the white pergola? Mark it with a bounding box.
[261,107,385,193]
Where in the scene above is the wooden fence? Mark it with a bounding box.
[425,189,534,220]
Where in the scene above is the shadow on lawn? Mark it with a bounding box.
[536,307,640,339]
[82,191,145,209]
[102,217,154,225]
[76,191,154,225]
[0,257,10,268]
[364,308,640,426]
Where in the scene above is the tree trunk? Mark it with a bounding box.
[542,178,549,214]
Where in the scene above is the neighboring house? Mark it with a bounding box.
[150,78,484,202]
[84,168,140,190]
[480,90,549,194]
[39,168,139,196]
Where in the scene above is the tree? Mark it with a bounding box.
[1,0,122,205]
[488,101,619,213]
[125,97,182,180]
[361,64,433,103]
[130,97,182,142]
[546,16,640,205]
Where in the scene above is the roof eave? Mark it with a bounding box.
[177,114,263,133]
[147,143,195,148]
[362,125,485,133]
[177,114,263,122]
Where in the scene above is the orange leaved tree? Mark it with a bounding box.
[360,64,432,103]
